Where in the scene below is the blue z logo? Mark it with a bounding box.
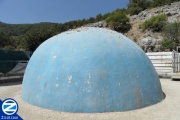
[2,99,18,115]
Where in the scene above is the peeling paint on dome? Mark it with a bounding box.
[21,27,164,113]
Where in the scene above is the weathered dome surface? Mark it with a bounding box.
[21,27,164,113]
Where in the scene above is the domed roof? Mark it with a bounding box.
[21,27,164,113]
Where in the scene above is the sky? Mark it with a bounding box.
[0,0,129,24]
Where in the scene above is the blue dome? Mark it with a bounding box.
[21,27,164,113]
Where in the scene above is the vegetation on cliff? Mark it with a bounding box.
[140,14,167,32]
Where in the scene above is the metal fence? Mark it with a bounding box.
[172,51,180,73]
[0,61,27,78]
[146,52,173,73]
[146,52,180,73]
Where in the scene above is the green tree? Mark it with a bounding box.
[103,13,110,19]
[106,10,130,33]
[151,0,170,7]
[160,22,180,50]
[151,0,180,7]
[25,28,57,51]
[81,19,88,25]
[3,45,15,50]
[0,31,10,48]
[127,0,151,15]
[12,35,27,50]
[96,14,103,22]
[160,39,175,51]
[88,17,96,23]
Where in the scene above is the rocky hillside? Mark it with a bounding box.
[85,1,180,52]
[126,1,180,52]
[0,1,179,52]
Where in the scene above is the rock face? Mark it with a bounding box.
[137,32,161,52]
[135,2,180,23]
[21,27,164,113]
[125,1,180,52]
[138,36,158,52]
[82,2,180,52]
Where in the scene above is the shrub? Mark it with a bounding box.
[128,6,143,15]
[160,22,180,50]
[106,10,130,33]
[151,0,180,7]
[3,45,15,50]
[160,39,176,51]
[140,14,167,32]
[127,0,151,15]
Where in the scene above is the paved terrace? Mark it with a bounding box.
[0,78,180,120]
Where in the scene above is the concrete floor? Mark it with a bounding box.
[0,79,180,120]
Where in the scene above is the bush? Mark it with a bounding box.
[96,14,104,22]
[160,22,180,50]
[140,14,167,32]
[3,45,15,50]
[151,0,180,7]
[106,10,130,33]
[163,22,180,46]
[160,39,176,51]
[128,6,143,15]
[127,0,151,15]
